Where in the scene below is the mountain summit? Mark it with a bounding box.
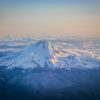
[4,40,53,69]
[0,40,99,69]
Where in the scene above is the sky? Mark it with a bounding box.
[0,0,100,38]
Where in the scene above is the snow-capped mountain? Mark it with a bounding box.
[0,39,100,100]
[0,40,100,69]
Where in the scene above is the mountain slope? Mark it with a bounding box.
[0,40,100,69]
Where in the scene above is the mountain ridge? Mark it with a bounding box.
[0,40,99,69]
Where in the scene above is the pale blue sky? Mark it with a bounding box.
[0,0,100,38]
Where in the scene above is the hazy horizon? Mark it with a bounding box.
[0,0,100,38]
